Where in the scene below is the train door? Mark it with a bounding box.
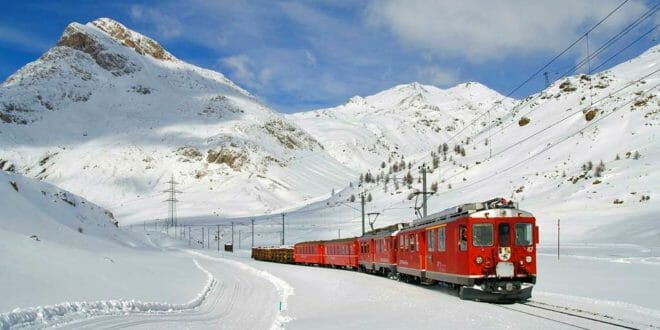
[497,222,512,262]
[418,230,427,270]
[451,223,468,274]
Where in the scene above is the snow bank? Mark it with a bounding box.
[0,259,214,329]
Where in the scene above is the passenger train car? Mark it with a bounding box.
[255,198,538,302]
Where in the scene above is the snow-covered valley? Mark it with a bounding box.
[1,16,659,329]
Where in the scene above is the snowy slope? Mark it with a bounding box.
[282,45,660,246]
[0,171,208,314]
[288,82,515,172]
[0,18,353,223]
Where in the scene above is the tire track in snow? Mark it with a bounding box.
[185,250,295,329]
[0,259,215,330]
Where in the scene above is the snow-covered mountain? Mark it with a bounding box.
[287,45,659,245]
[0,18,352,222]
[288,81,515,172]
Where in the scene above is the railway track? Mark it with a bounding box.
[495,300,658,330]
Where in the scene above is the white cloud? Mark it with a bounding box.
[219,54,277,90]
[304,50,318,66]
[220,55,256,85]
[0,25,50,52]
[129,5,182,39]
[365,0,649,62]
[415,66,459,87]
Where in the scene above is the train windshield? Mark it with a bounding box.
[515,223,533,246]
[498,223,511,247]
[472,223,493,246]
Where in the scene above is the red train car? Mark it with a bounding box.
[358,223,406,277]
[294,241,325,265]
[323,238,358,269]
[396,198,538,301]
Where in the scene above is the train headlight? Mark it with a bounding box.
[476,256,483,264]
[525,256,532,263]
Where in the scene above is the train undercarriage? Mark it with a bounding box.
[458,280,534,302]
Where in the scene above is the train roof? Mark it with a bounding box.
[361,223,408,239]
[403,197,532,231]
[295,237,357,245]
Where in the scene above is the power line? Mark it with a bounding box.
[437,69,660,185]
[592,24,659,73]
[441,0,633,148]
[431,81,659,198]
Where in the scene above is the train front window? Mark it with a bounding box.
[472,223,493,247]
[515,223,533,246]
[498,223,511,247]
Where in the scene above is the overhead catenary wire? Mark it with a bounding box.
[430,81,660,198]
[431,69,659,185]
[439,0,634,148]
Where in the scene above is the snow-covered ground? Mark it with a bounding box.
[1,16,659,330]
[2,175,657,330]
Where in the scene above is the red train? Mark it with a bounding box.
[284,198,538,302]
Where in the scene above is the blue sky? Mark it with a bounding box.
[0,1,658,113]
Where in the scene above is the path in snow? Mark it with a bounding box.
[21,251,286,330]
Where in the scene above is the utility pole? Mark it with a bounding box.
[587,32,593,106]
[202,227,204,248]
[488,109,493,159]
[231,222,234,246]
[239,231,242,250]
[361,192,366,236]
[421,164,428,218]
[163,175,181,227]
[217,224,220,252]
[251,219,255,248]
[281,213,286,245]
[338,224,341,239]
[557,218,561,260]
[544,71,549,88]
[188,226,191,247]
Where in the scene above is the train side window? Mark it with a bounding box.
[515,223,533,246]
[427,230,435,251]
[459,225,467,251]
[404,235,408,251]
[473,223,494,247]
[438,227,446,252]
[498,223,511,247]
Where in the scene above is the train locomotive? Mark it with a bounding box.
[252,197,539,302]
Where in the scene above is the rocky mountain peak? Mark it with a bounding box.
[55,18,176,64]
[90,18,176,62]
